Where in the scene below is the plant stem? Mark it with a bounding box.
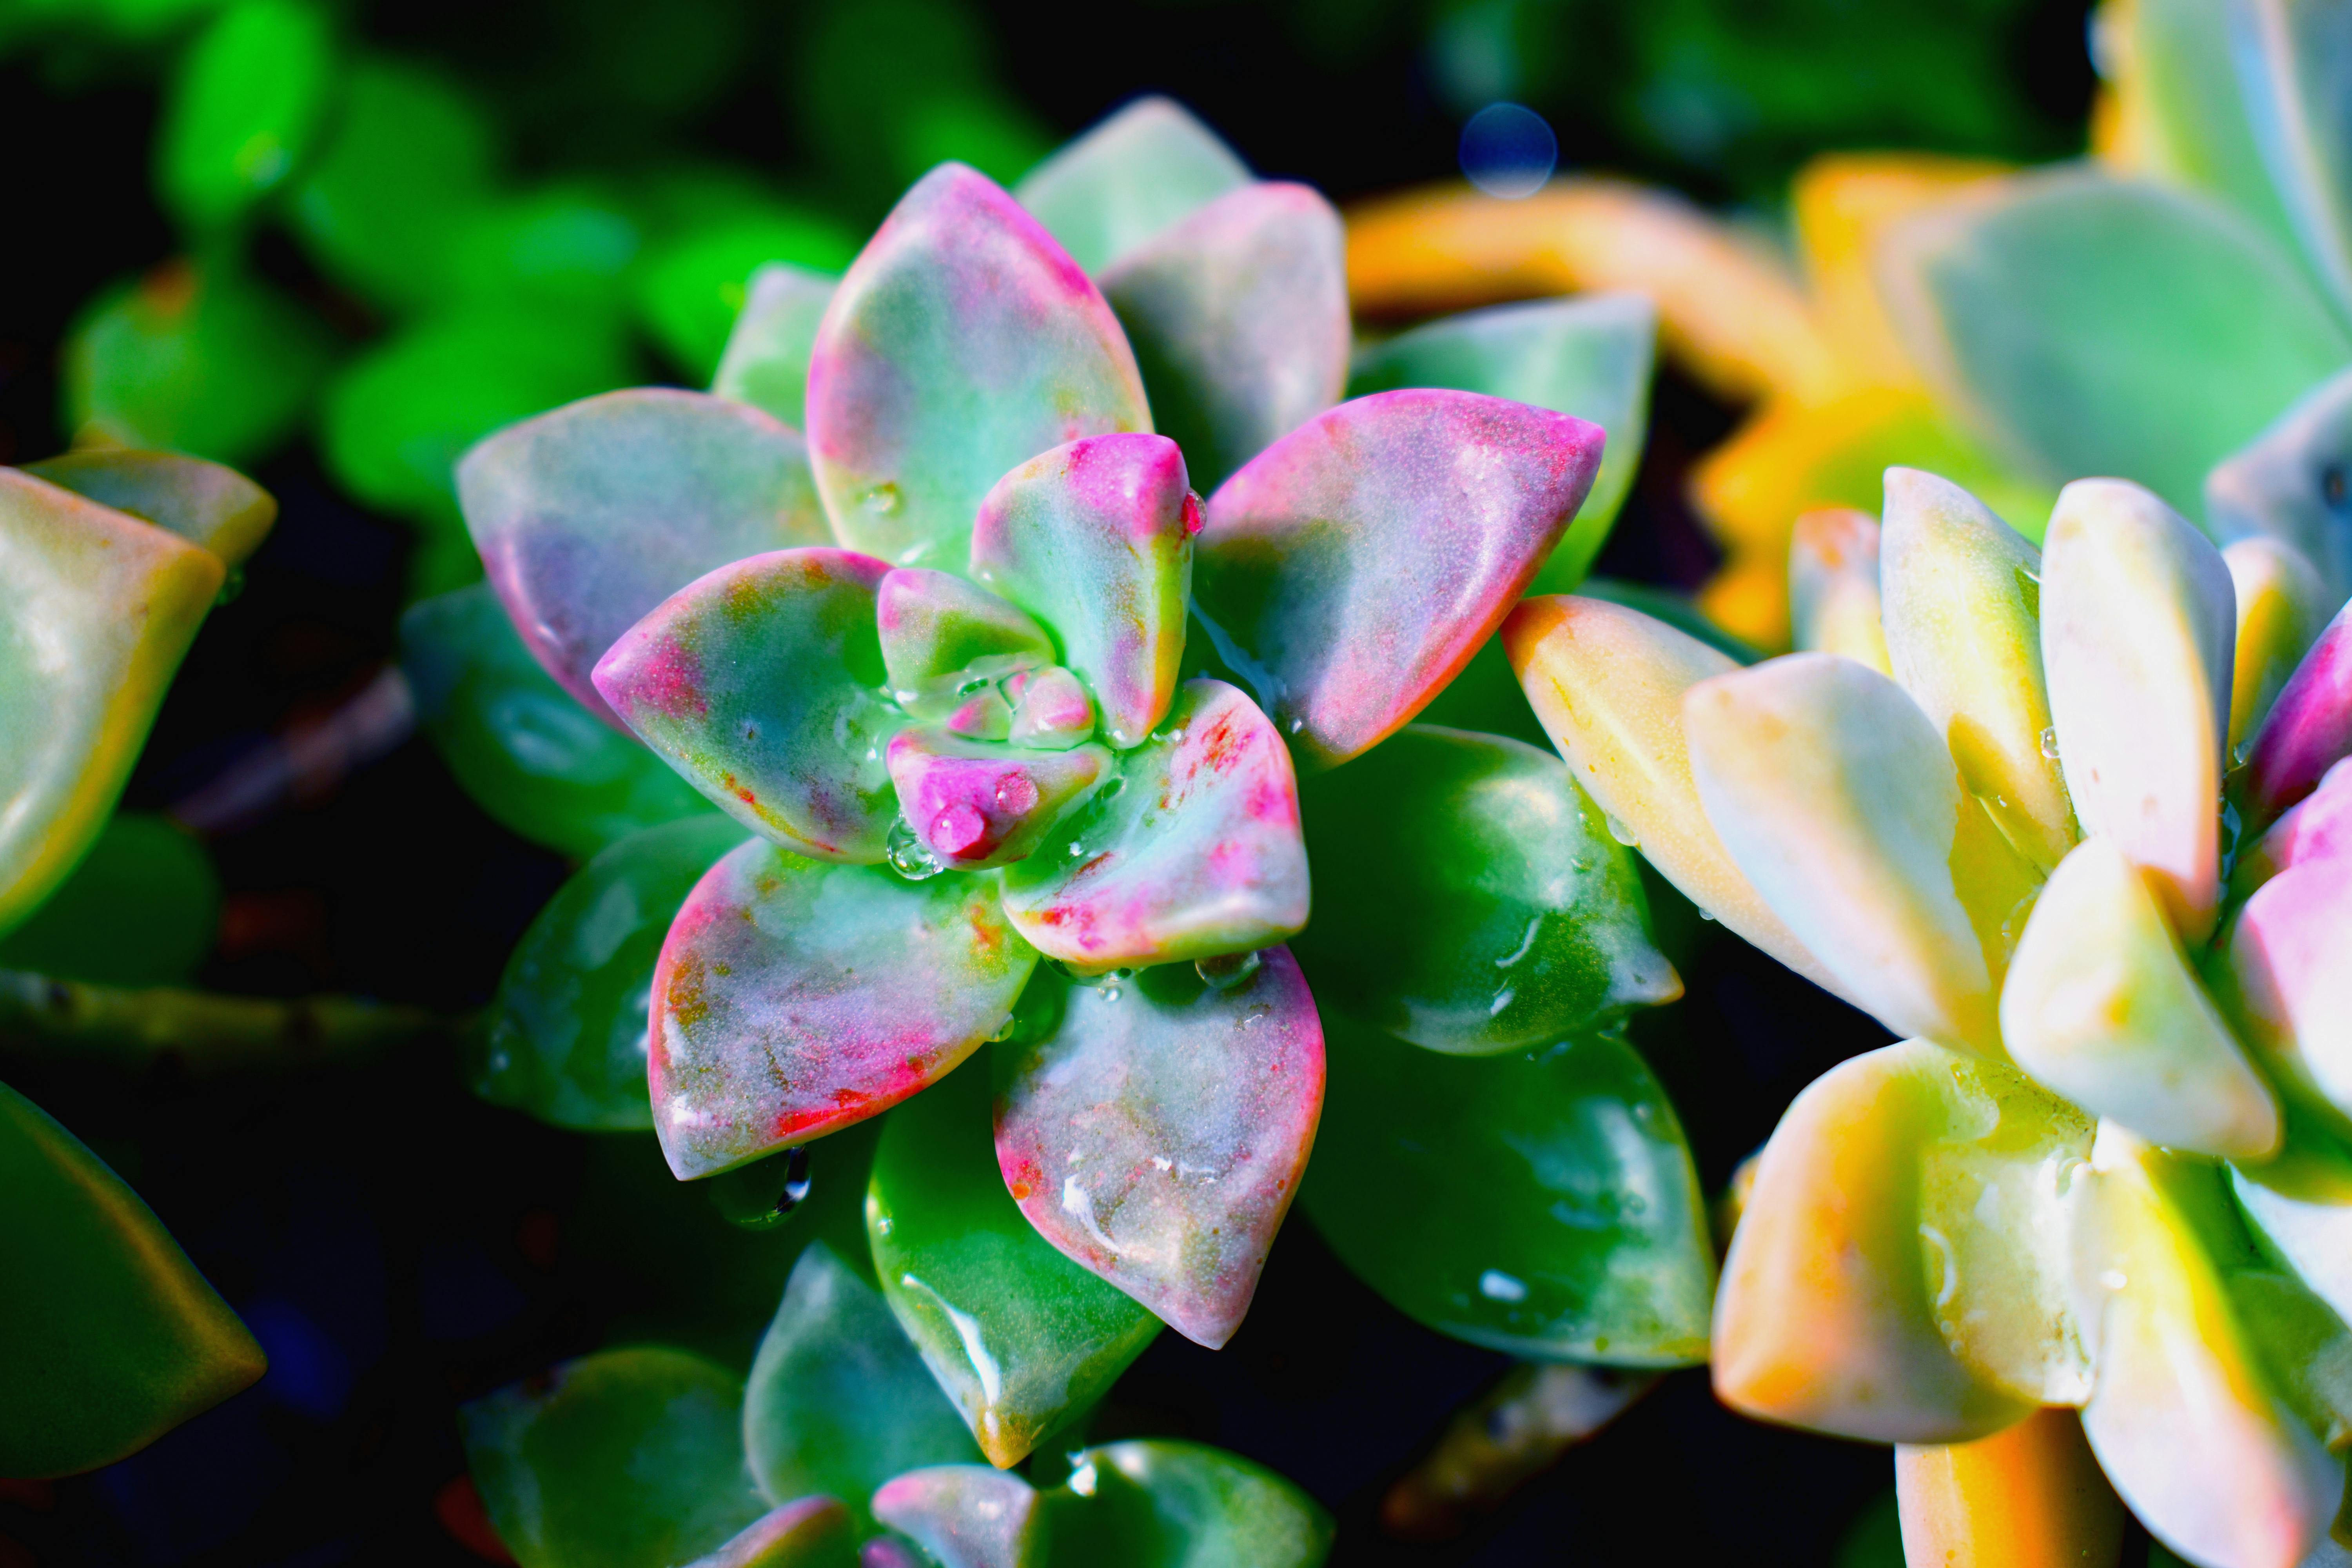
[0,968,460,1076]
[1379,1362,1659,1541]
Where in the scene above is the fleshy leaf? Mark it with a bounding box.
[22,449,276,567]
[1011,97,1252,274]
[0,1082,264,1477]
[1301,1018,1714,1366]
[877,568,1056,720]
[458,387,832,728]
[154,0,337,230]
[1347,292,1657,595]
[595,548,905,863]
[0,812,219,987]
[867,1062,1161,1467]
[2232,1137,2352,1329]
[1005,667,1094,750]
[2042,478,2236,940]
[1503,595,1844,996]
[885,729,1112,869]
[400,584,715,859]
[475,816,744,1132]
[744,1242,982,1525]
[1892,1410,2124,1568]
[2234,755,2352,898]
[1290,725,1677,1053]
[681,1499,858,1568]
[1711,1040,2067,1441]
[2240,597,2352,833]
[1788,506,1891,673]
[1879,168,2351,516]
[713,263,838,431]
[2001,837,2279,1158]
[2225,537,2332,757]
[460,1347,768,1568]
[1880,467,2076,874]
[969,433,1192,746]
[1683,654,2008,1054]
[804,163,1152,570]
[1196,389,1602,769]
[1000,679,1306,973]
[2206,364,2352,603]
[995,951,1323,1348]
[2227,0,2352,327]
[0,471,224,938]
[871,1467,1044,1568]
[649,838,1037,1177]
[1044,1441,1333,1568]
[2070,1127,2337,1568]
[1097,183,1348,493]
[2221,858,2352,1137]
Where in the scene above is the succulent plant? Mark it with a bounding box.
[421,100,1719,1545]
[1511,459,2352,1567]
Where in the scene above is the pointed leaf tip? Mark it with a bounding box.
[2241,597,2352,832]
[807,163,1151,571]
[1198,388,1603,769]
[872,1466,1044,1568]
[1013,96,1252,274]
[1788,506,1891,675]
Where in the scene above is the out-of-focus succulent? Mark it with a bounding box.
[425,100,1715,1510]
[1513,461,2352,1567]
[0,449,277,1476]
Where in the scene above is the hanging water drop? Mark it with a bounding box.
[1603,812,1639,847]
[987,1013,1018,1043]
[1196,950,1262,990]
[886,817,947,880]
[706,1144,812,1231]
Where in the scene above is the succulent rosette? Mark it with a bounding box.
[419,95,1715,1506]
[1512,457,2352,1567]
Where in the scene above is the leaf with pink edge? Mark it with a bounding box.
[994,948,1323,1349]
[1194,389,1603,770]
[2221,858,2352,1140]
[969,434,1193,748]
[1000,679,1307,973]
[680,1500,858,1568]
[594,548,904,864]
[458,388,832,728]
[647,838,1038,1178]
[870,1466,1044,1568]
[885,728,1112,870]
[2235,757,2352,898]
[1098,183,1348,493]
[876,569,1055,720]
[805,164,1151,572]
[1012,97,1252,275]
[713,263,837,432]
[2240,599,2352,834]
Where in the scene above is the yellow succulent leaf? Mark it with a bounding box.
[2002,837,2280,1159]
[1881,467,2078,873]
[1894,1408,2125,1568]
[22,450,277,568]
[0,470,225,938]
[1713,1039,2061,1443]
[1683,653,2003,1053]
[1502,594,1844,998]
[1343,180,1840,407]
[1788,507,1892,675]
[2042,479,2237,944]
[2225,537,2332,757]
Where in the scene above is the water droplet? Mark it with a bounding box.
[1096,776,1127,800]
[1603,812,1639,847]
[2100,1269,2128,1291]
[1100,986,1122,1003]
[987,1014,1018,1043]
[2039,726,2060,760]
[1196,950,1262,989]
[1477,1269,1529,1302]
[1458,103,1557,200]
[1697,907,1717,922]
[1067,840,1085,857]
[864,482,903,515]
[886,817,947,880]
[1287,716,1305,735]
[708,1144,812,1231]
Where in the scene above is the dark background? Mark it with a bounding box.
[0,1,2111,1562]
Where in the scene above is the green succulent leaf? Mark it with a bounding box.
[1879,168,2352,517]
[399,584,715,859]
[0,812,220,987]
[0,1080,265,1477]
[1300,1018,1714,1366]
[713,264,837,431]
[473,815,743,1131]
[445,183,644,313]
[64,258,336,465]
[871,1466,1045,1568]
[285,54,500,311]
[461,1346,768,1568]
[867,1061,1161,1468]
[875,568,1056,719]
[1000,679,1308,973]
[1,472,223,940]
[636,210,861,385]
[1013,97,1253,275]
[805,163,1152,571]
[1348,292,1658,595]
[1291,725,1679,1054]
[2228,0,2352,327]
[1042,1441,1333,1568]
[154,0,338,230]
[22,448,277,567]
[679,1499,858,1568]
[459,388,832,728]
[744,1242,984,1528]
[1099,183,1349,493]
[648,838,1038,1177]
[594,548,905,862]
